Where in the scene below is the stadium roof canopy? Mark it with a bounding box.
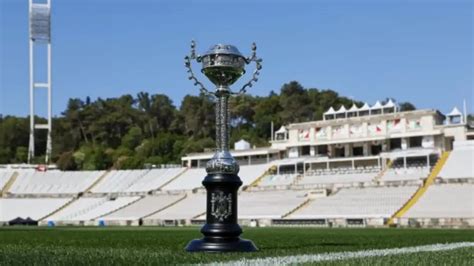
[323,100,398,121]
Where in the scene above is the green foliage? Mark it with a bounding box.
[399,102,416,111]
[14,147,28,163]
[115,156,143,170]
[0,116,29,164]
[0,147,11,164]
[121,126,143,150]
[73,151,85,169]
[0,82,417,168]
[75,146,111,170]
[56,151,77,171]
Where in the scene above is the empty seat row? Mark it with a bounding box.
[10,171,104,194]
[289,186,418,219]
[404,184,474,218]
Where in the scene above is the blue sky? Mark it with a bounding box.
[1,0,472,117]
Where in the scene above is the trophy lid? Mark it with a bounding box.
[203,44,245,58]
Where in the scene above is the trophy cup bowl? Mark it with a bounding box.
[200,44,247,87]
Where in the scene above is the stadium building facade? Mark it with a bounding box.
[182,101,471,176]
[0,102,473,228]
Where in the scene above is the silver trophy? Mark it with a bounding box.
[184,41,262,252]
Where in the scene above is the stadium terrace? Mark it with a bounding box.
[0,102,473,229]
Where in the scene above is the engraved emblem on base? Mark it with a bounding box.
[184,41,261,252]
[211,192,232,222]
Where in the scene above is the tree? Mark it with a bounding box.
[399,102,416,111]
[179,94,215,138]
[121,127,143,150]
[56,151,77,170]
[15,147,28,163]
[279,81,312,123]
[253,94,282,139]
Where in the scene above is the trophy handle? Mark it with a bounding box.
[234,42,262,95]
[185,40,211,95]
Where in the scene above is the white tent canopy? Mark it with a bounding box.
[447,107,462,117]
[383,99,396,108]
[348,103,359,112]
[371,101,383,110]
[335,106,347,114]
[276,126,287,133]
[324,107,336,115]
[234,139,251,150]
[323,100,400,120]
[359,103,370,111]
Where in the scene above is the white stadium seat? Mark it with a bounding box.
[258,174,296,186]
[91,170,148,193]
[439,147,474,179]
[0,170,14,190]
[47,196,140,221]
[100,194,185,220]
[239,190,306,219]
[404,184,474,218]
[144,193,205,220]
[160,168,206,191]
[383,167,430,181]
[0,198,71,221]
[161,164,270,191]
[9,170,104,194]
[289,186,418,219]
[124,168,186,192]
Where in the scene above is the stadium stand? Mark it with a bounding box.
[161,164,270,191]
[0,171,13,190]
[144,193,206,220]
[289,186,418,219]
[160,168,205,191]
[9,170,105,194]
[238,190,307,219]
[100,194,185,221]
[90,170,148,193]
[0,198,71,222]
[238,164,272,186]
[297,167,380,185]
[47,196,140,221]
[382,166,430,181]
[258,174,296,187]
[438,146,474,179]
[123,168,186,192]
[403,184,474,218]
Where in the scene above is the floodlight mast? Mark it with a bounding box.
[28,0,52,164]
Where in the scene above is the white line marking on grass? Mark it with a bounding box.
[200,242,474,266]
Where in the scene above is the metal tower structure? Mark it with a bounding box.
[28,0,52,164]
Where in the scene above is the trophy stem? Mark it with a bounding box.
[216,86,230,152]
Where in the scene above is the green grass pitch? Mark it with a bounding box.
[0,227,472,265]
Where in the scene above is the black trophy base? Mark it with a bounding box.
[185,238,258,252]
